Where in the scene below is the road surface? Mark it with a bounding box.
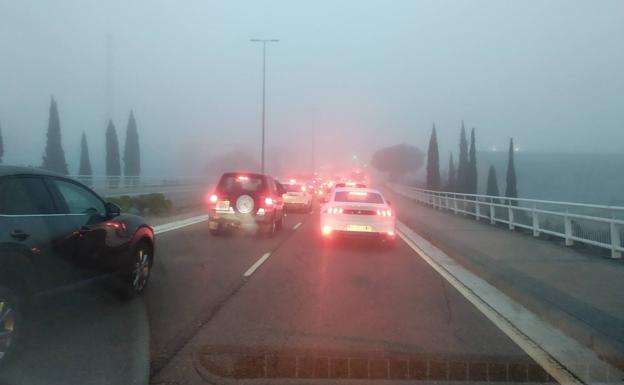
[0,207,552,384]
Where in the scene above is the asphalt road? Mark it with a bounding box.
[0,205,553,384]
[150,207,553,384]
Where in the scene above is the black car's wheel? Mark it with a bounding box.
[0,286,21,364]
[129,242,152,294]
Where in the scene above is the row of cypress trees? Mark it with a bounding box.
[425,122,518,201]
[15,96,140,185]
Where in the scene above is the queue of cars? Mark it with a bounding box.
[0,166,155,362]
[206,171,396,245]
[0,167,394,364]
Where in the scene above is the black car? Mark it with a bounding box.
[0,166,155,362]
[207,172,286,236]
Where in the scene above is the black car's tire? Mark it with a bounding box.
[0,286,21,365]
[128,241,153,294]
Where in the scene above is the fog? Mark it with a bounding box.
[1,0,623,177]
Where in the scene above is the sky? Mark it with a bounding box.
[0,0,623,176]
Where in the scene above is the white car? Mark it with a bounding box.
[282,183,313,212]
[320,187,395,242]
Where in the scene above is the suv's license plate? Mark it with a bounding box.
[348,224,372,232]
[216,201,230,210]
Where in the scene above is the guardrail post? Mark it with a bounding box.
[610,219,621,259]
[475,199,480,221]
[532,206,540,237]
[489,201,495,224]
[564,211,574,246]
[508,205,515,230]
[452,196,458,214]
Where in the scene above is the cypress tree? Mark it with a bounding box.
[486,165,499,202]
[505,138,518,205]
[447,153,456,192]
[42,97,69,174]
[456,122,469,193]
[78,132,93,184]
[426,123,441,190]
[0,121,4,163]
[468,127,478,194]
[123,110,141,185]
[105,120,121,188]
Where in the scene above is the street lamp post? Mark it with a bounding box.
[250,38,279,174]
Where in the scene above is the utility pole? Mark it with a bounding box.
[250,39,279,174]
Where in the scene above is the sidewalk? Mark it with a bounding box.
[383,185,624,370]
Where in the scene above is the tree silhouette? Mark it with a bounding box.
[105,120,121,188]
[41,97,69,174]
[123,110,141,185]
[505,138,518,205]
[426,123,441,190]
[78,132,93,185]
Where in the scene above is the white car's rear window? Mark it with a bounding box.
[334,191,384,204]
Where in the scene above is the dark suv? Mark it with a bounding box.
[0,166,155,362]
[208,172,285,236]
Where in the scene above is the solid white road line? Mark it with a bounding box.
[293,222,302,230]
[153,215,210,235]
[243,252,271,277]
[396,221,623,385]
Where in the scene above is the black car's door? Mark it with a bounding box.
[45,177,121,279]
[0,175,75,292]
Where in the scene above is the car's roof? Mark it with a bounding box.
[0,165,65,178]
[333,187,383,195]
[221,172,273,179]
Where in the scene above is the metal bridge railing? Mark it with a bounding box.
[388,184,624,259]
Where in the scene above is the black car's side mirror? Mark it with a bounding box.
[106,202,121,217]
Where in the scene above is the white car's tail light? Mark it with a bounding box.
[264,197,274,206]
[377,209,392,216]
[327,207,343,214]
[322,226,332,236]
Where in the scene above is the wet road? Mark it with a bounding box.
[149,208,551,384]
[0,207,552,384]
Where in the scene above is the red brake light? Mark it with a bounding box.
[209,194,218,203]
[237,175,249,181]
[264,197,274,206]
[301,186,306,192]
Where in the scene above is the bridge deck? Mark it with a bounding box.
[383,185,624,371]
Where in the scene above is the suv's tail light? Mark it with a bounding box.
[264,197,274,206]
[327,207,343,214]
[376,209,392,216]
[209,194,218,203]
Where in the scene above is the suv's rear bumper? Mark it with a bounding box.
[208,209,274,229]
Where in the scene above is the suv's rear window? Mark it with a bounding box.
[285,184,304,192]
[218,175,265,193]
[334,191,384,204]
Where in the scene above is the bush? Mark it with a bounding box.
[106,193,172,216]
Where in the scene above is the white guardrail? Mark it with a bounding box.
[389,184,624,259]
